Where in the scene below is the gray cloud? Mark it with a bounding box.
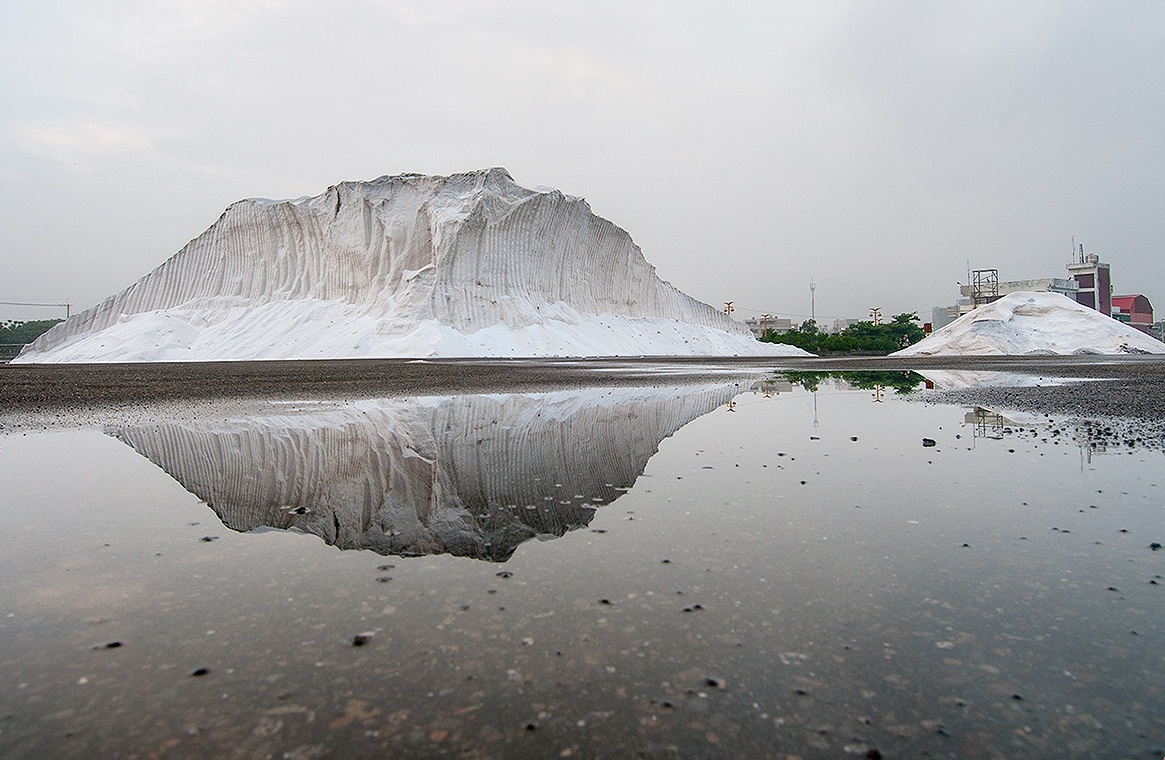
[2,0,1162,325]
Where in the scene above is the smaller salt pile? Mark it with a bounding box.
[895,291,1165,356]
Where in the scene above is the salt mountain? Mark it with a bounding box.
[18,168,796,362]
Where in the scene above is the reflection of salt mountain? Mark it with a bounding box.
[18,168,799,361]
[110,385,739,561]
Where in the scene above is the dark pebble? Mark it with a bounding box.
[922,438,936,447]
[352,634,370,647]
[496,571,513,578]
[191,668,210,677]
[199,536,217,542]
[1151,542,1162,551]
[104,641,122,649]
[599,599,612,606]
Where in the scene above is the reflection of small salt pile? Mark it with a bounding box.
[918,370,1067,390]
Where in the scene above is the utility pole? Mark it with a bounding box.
[760,313,772,336]
[869,307,882,325]
[809,280,816,322]
[724,301,734,316]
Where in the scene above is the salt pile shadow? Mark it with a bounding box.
[107,384,743,561]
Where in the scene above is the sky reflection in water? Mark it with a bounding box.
[0,376,1162,759]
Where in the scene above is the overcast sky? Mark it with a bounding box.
[2,0,1163,325]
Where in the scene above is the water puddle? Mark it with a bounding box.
[1,374,1162,759]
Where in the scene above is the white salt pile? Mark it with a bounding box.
[896,292,1165,356]
[17,169,804,362]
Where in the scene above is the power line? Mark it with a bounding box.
[728,304,854,321]
[0,301,71,318]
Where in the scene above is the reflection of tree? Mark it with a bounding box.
[774,371,925,395]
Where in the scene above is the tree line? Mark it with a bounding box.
[760,312,925,354]
[0,319,63,345]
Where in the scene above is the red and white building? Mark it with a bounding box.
[1111,294,1154,335]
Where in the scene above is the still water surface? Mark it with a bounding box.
[1,374,1162,759]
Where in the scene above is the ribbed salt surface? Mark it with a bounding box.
[896,291,1165,356]
[109,384,740,561]
[17,168,801,361]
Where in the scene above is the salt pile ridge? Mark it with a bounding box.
[896,291,1165,356]
[17,168,801,362]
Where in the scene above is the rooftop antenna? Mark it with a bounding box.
[809,279,816,322]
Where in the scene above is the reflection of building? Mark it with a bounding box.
[1066,250,1112,315]
[1153,321,1165,342]
[743,316,792,338]
[750,380,793,396]
[1111,294,1153,335]
[965,408,1009,439]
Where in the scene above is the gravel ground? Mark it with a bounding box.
[2,354,1164,430]
[911,359,1165,420]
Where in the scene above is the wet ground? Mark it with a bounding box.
[1,358,1163,759]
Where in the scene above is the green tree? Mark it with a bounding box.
[0,319,63,345]
[760,311,925,355]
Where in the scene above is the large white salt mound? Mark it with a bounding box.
[896,291,1165,356]
[17,168,805,362]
